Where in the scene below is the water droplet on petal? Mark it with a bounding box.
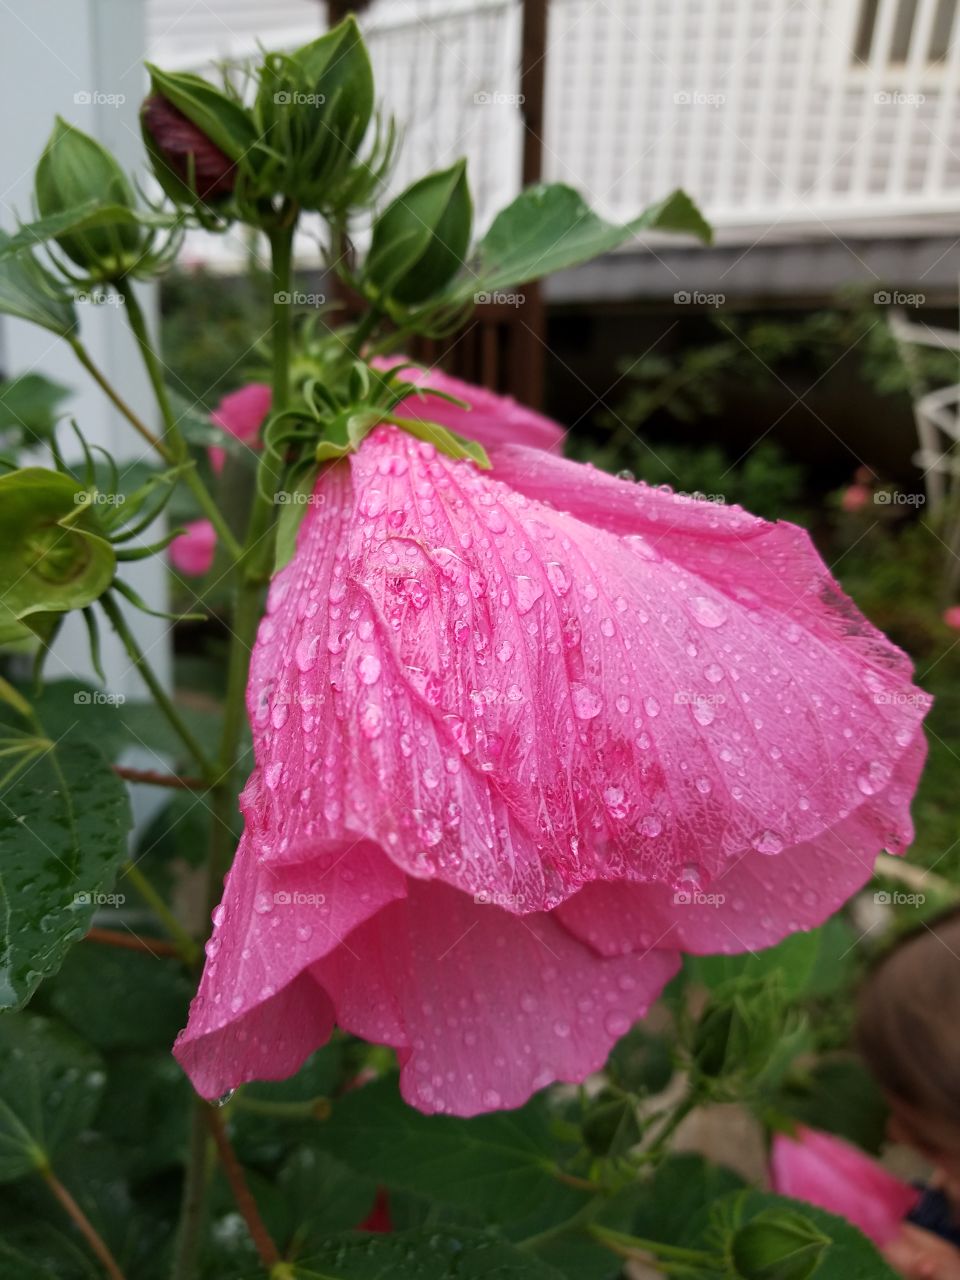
[357,653,382,685]
[691,596,728,628]
[753,829,784,855]
[571,683,603,720]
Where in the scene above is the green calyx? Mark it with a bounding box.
[35,118,143,277]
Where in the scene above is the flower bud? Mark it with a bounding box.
[730,1208,830,1280]
[35,118,142,276]
[141,66,257,207]
[141,94,235,203]
[365,160,472,306]
[254,16,376,211]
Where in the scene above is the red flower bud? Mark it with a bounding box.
[141,93,236,200]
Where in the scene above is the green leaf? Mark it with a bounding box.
[688,928,824,999]
[0,469,116,632]
[391,415,491,470]
[0,202,174,263]
[0,1013,105,1180]
[366,161,473,305]
[274,465,320,573]
[630,1154,746,1249]
[144,65,258,162]
[0,237,77,337]
[447,183,711,304]
[0,732,132,1008]
[47,945,191,1051]
[0,373,72,442]
[322,1078,574,1222]
[775,1056,889,1154]
[289,1227,564,1279]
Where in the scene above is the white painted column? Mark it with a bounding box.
[0,0,171,701]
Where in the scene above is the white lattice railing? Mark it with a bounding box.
[148,0,960,254]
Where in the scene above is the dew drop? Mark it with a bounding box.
[691,596,728,628]
[357,653,382,685]
[571,683,603,720]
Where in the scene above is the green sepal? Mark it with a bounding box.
[34,118,143,275]
[365,160,473,305]
[0,468,115,631]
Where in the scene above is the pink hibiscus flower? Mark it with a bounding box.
[209,382,271,473]
[169,518,217,576]
[174,379,929,1117]
[944,605,960,630]
[771,1125,919,1246]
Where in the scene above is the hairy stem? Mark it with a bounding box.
[169,1104,213,1280]
[112,764,208,790]
[41,1162,128,1280]
[84,926,182,957]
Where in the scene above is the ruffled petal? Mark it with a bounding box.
[556,734,926,955]
[173,821,406,1099]
[371,358,565,452]
[210,382,271,472]
[249,427,928,920]
[312,877,680,1115]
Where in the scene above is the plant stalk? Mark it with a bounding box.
[41,1162,128,1280]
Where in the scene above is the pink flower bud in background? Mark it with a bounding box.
[841,484,871,513]
[771,1125,919,1246]
[209,383,271,472]
[943,605,960,630]
[169,519,216,576]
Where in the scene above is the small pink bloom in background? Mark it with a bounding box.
[943,605,960,630]
[175,372,929,1116]
[841,484,871,513]
[209,382,271,472]
[371,357,565,452]
[771,1125,919,1246]
[169,519,216,576]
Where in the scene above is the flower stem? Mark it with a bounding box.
[205,1107,281,1269]
[69,338,171,461]
[121,860,200,963]
[589,1224,716,1268]
[171,213,298,1280]
[84,926,181,957]
[118,281,243,562]
[112,764,207,790]
[99,593,216,778]
[40,1162,127,1280]
[169,1104,214,1280]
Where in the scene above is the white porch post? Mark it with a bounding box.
[0,0,171,700]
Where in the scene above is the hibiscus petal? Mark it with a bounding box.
[556,733,926,955]
[249,427,928,921]
[173,820,406,1099]
[771,1126,919,1246]
[371,358,565,452]
[311,877,679,1115]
